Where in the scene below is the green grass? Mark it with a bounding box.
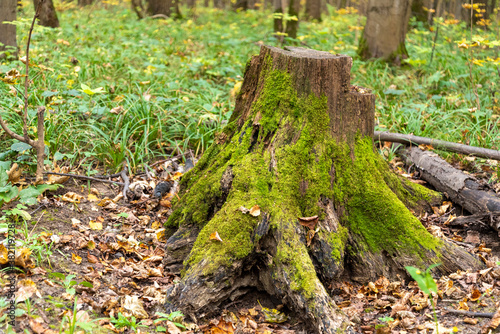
[1,2,499,173]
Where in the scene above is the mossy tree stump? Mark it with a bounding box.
[163,46,482,333]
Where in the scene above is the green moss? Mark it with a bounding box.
[275,221,319,299]
[331,137,441,256]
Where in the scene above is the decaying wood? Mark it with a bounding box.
[446,212,500,233]
[162,46,483,333]
[375,131,500,161]
[400,146,500,214]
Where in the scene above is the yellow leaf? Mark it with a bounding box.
[87,193,99,202]
[61,192,83,203]
[89,220,102,230]
[72,253,82,264]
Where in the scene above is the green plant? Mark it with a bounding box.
[405,263,441,334]
[109,312,147,331]
[48,273,93,296]
[154,311,187,331]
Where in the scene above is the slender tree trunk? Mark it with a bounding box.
[358,0,413,65]
[33,0,60,28]
[214,0,225,8]
[78,0,94,5]
[304,0,322,21]
[187,0,196,9]
[147,0,172,16]
[162,45,483,334]
[0,0,17,59]
[285,0,300,38]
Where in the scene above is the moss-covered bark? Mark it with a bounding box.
[163,46,482,333]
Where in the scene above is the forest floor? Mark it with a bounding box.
[2,149,500,334]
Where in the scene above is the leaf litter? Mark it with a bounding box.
[1,152,500,333]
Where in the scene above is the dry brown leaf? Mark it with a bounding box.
[72,253,82,264]
[482,307,500,334]
[88,253,99,263]
[7,163,22,183]
[122,295,148,319]
[61,192,83,203]
[47,166,70,185]
[298,215,319,230]
[166,320,182,334]
[464,317,478,325]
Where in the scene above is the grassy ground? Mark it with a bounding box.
[1,2,499,174]
[1,1,500,333]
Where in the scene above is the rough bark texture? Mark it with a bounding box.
[33,0,60,28]
[0,0,17,59]
[163,46,483,333]
[358,0,413,65]
[304,0,321,21]
[78,0,94,5]
[400,147,500,214]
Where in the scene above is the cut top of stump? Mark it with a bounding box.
[232,45,375,144]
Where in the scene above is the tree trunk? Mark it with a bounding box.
[304,0,321,21]
[147,0,172,16]
[273,0,283,35]
[0,0,17,59]
[214,0,225,8]
[162,46,483,333]
[285,0,300,38]
[187,0,196,9]
[33,0,60,28]
[358,0,413,65]
[78,0,94,5]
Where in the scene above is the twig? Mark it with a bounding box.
[120,163,130,201]
[374,131,500,160]
[43,172,124,186]
[443,307,494,318]
[93,172,122,179]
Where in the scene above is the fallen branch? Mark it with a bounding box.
[446,212,500,233]
[399,146,500,214]
[374,131,500,160]
[443,308,494,318]
[43,172,124,186]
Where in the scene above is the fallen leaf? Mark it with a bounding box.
[210,231,223,242]
[61,192,83,203]
[122,295,148,319]
[89,220,103,230]
[298,215,319,230]
[306,229,315,246]
[249,205,260,217]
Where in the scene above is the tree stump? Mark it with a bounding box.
[163,46,483,333]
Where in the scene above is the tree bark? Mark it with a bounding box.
[0,0,17,59]
[304,0,321,21]
[358,0,413,65]
[78,0,94,5]
[285,0,300,38]
[162,46,483,333]
[147,0,172,16]
[400,146,500,214]
[273,0,283,35]
[33,0,60,28]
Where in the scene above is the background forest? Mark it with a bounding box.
[0,0,500,333]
